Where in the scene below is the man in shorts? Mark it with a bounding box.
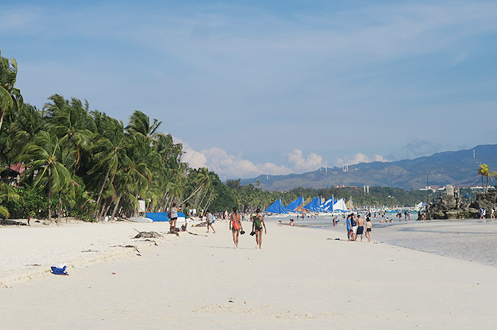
[356,215,365,242]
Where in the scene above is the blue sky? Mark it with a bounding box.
[2,0,497,179]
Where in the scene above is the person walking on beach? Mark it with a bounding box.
[169,203,178,233]
[230,207,243,248]
[365,217,372,242]
[206,210,216,233]
[183,203,191,231]
[252,209,266,249]
[356,215,365,242]
[491,208,495,219]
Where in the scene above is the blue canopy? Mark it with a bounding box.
[304,197,321,212]
[146,212,185,222]
[265,198,288,214]
[286,196,304,211]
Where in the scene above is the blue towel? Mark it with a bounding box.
[51,264,68,275]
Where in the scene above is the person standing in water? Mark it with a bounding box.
[252,208,266,249]
[230,207,243,248]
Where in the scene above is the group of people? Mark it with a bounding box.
[167,202,195,233]
[168,204,267,249]
[346,213,372,242]
[478,207,496,220]
[229,207,267,249]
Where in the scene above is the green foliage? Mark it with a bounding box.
[208,172,236,212]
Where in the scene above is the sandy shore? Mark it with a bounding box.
[1,219,497,329]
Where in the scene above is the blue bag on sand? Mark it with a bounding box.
[51,263,68,275]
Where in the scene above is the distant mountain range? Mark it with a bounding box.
[240,144,497,191]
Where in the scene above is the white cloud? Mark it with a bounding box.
[174,136,292,178]
[201,147,293,178]
[287,150,323,172]
[336,153,389,166]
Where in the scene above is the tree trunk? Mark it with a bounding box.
[0,111,5,133]
[96,167,111,206]
[110,193,123,221]
[48,167,52,223]
[58,191,62,225]
[97,200,108,222]
[103,200,113,220]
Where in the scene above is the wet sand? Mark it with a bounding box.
[364,219,497,267]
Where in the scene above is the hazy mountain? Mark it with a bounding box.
[240,144,497,191]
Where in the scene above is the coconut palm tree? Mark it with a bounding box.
[0,181,20,218]
[88,115,130,208]
[44,95,95,174]
[18,131,73,223]
[125,110,162,145]
[477,164,491,193]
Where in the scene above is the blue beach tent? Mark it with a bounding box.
[265,199,288,214]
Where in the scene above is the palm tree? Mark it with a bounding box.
[0,181,20,219]
[88,116,129,208]
[125,110,162,144]
[18,131,73,223]
[0,49,23,131]
[44,95,95,174]
[477,164,491,193]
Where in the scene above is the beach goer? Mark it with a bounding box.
[346,215,352,241]
[252,208,266,249]
[290,219,295,227]
[491,208,495,219]
[169,203,178,233]
[356,215,365,242]
[206,210,216,233]
[365,218,372,242]
[230,207,243,248]
[183,203,191,231]
[351,213,358,241]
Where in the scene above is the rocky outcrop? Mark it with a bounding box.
[426,190,496,220]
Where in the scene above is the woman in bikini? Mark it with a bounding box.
[251,208,266,249]
[230,207,243,248]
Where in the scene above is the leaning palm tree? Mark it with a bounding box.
[477,164,491,193]
[88,116,130,208]
[18,131,73,223]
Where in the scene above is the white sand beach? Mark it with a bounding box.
[1,219,497,329]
